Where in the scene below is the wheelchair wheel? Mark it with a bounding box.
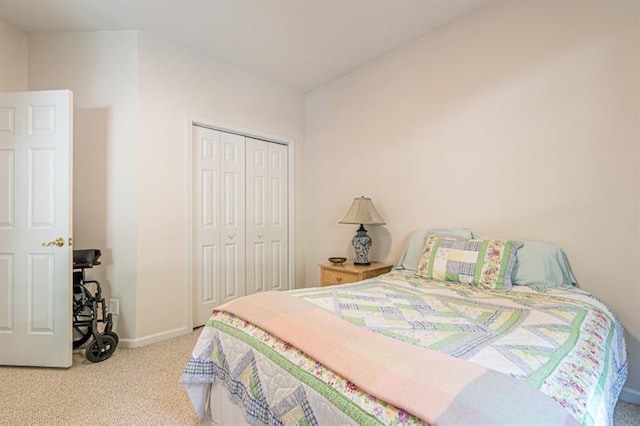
[85,334,117,363]
[104,331,119,347]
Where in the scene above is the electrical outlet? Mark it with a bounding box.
[108,299,119,315]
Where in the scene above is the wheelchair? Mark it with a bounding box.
[72,249,118,362]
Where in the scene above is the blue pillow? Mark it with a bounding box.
[511,241,576,286]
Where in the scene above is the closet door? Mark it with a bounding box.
[245,139,267,295]
[246,138,288,293]
[219,131,245,304]
[192,126,245,326]
[267,142,288,291]
[193,126,220,326]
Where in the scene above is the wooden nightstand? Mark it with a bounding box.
[319,261,394,287]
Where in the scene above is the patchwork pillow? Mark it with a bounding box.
[396,228,473,271]
[472,234,576,286]
[416,234,523,290]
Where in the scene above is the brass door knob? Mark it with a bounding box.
[42,237,65,247]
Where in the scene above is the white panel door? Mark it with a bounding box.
[192,126,246,326]
[246,138,288,293]
[267,142,288,291]
[219,131,245,304]
[192,126,221,326]
[0,90,73,367]
[245,139,268,295]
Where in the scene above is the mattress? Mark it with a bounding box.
[181,270,627,425]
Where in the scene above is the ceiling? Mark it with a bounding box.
[0,0,488,93]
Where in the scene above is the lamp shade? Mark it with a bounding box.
[339,196,386,225]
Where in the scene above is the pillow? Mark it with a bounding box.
[512,241,576,286]
[472,234,576,286]
[396,228,473,271]
[416,234,523,290]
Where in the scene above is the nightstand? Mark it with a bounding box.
[319,261,394,287]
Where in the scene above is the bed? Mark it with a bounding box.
[181,229,628,425]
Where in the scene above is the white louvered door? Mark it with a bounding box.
[0,90,73,367]
[192,126,288,327]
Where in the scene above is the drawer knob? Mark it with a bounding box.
[336,277,342,282]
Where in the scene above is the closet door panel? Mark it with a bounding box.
[193,127,222,326]
[268,142,288,291]
[220,132,245,304]
[201,245,217,303]
[251,241,265,293]
[245,138,268,295]
[270,240,284,291]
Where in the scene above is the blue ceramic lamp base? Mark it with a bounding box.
[352,224,372,265]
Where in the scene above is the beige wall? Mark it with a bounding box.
[27,30,305,345]
[28,31,140,340]
[304,0,640,398]
[0,19,28,91]
[134,32,305,340]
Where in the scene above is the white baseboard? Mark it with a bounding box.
[117,326,191,349]
[620,386,640,405]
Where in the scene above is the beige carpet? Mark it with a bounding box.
[1,328,638,425]
[0,330,201,426]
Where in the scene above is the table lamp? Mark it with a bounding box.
[339,196,386,265]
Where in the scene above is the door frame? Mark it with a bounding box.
[183,115,295,331]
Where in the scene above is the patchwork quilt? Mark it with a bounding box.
[182,270,627,425]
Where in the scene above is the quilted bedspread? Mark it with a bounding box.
[182,270,627,426]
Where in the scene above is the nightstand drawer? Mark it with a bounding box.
[319,261,394,287]
[322,269,358,286]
